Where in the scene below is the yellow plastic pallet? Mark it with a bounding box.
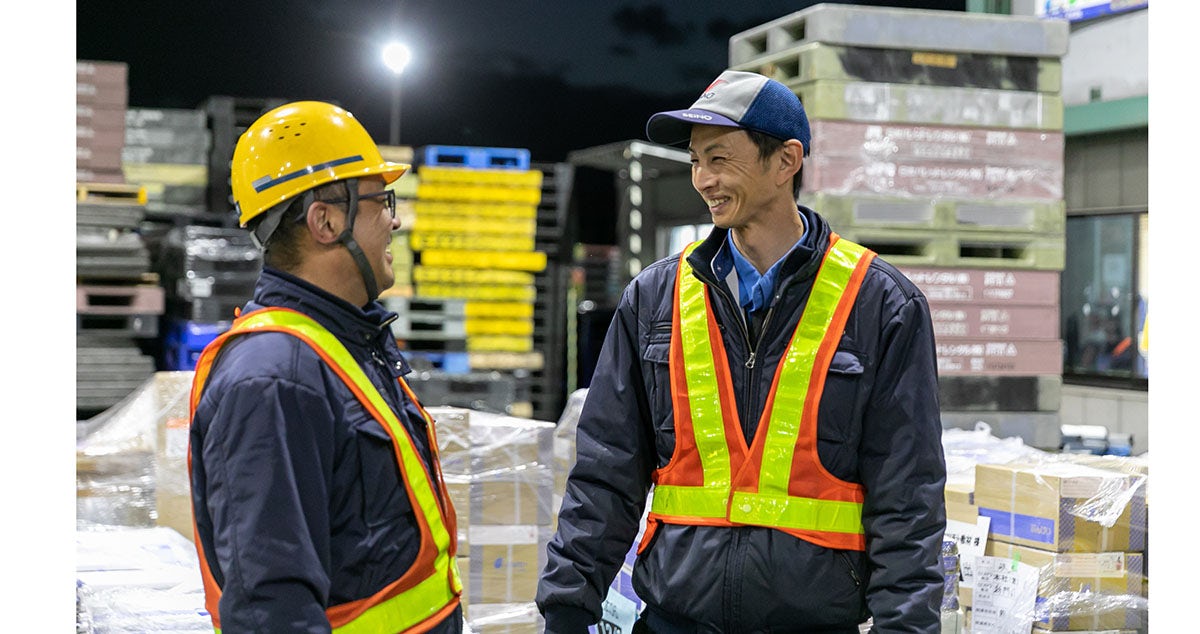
[412,216,536,236]
[415,201,538,219]
[466,335,533,353]
[411,233,535,252]
[416,182,542,205]
[420,249,547,273]
[416,283,537,302]
[464,301,535,319]
[418,165,544,188]
[465,318,534,336]
[413,266,536,287]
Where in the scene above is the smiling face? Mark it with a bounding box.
[688,125,784,230]
[350,177,401,293]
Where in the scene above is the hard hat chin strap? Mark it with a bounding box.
[332,179,381,303]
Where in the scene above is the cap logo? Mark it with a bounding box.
[681,112,713,121]
[701,79,727,99]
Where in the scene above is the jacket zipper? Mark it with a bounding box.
[724,527,742,633]
[839,551,863,588]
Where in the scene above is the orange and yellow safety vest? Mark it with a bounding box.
[644,234,875,552]
[188,307,462,633]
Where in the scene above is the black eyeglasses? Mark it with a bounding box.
[319,189,396,219]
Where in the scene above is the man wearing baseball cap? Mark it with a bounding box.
[538,71,947,632]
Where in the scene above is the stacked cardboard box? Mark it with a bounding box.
[958,460,1148,632]
[428,406,556,634]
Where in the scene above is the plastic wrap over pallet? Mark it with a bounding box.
[76,526,210,633]
[940,425,1149,633]
[428,406,556,634]
[942,421,1049,491]
[76,371,195,535]
[551,389,648,633]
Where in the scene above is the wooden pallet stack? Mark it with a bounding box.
[730,4,1071,450]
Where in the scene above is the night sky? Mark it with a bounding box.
[76,0,966,162]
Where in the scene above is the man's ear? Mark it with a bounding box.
[306,200,344,245]
[777,139,804,186]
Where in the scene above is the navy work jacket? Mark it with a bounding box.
[538,209,947,633]
[189,267,463,633]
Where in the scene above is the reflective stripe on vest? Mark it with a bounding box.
[188,307,462,633]
[649,234,875,550]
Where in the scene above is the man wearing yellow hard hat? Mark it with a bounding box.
[187,101,464,632]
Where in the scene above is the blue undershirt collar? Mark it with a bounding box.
[716,212,807,314]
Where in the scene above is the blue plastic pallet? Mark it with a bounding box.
[163,320,230,371]
[402,350,471,374]
[422,145,531,170]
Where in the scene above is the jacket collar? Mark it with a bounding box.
[245,267,412,375]
[687,205,830,289]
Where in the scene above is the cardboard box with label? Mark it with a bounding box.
[974,462,1147,553]
[985,542,1146,631]
[466,526,551,604]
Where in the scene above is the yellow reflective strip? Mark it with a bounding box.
[652,484,729,519]
[728,491,863,534]
[758,239,867,496]
[332,552,459,634]
[234,311,456,629]
[677,242,731,491]
[238,312,453,550]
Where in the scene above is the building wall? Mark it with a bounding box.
[1059,383,1149,454]
[1061,8,1148,455]
[1059,9,1148,105]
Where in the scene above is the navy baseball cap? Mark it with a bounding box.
[646,70,811,156]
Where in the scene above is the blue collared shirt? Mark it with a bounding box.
[715,213,807,314]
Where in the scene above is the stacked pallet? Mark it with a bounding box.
[428,407,554,634]
[200,96,287,215]
[526,162,573,422]
[156,226,262,371]
[76,60,128,185]
[76,183,163,418]
[380,144,419,300]
[730,4,1070,449]
[399,145,546,375]
[122,107,212,222]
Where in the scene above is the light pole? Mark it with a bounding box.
[382,41,411,146]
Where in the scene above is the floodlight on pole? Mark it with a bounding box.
[382,42,411,146]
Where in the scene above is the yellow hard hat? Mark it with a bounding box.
[231,101,408,227]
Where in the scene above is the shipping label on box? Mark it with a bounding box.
[984,542,1145,632]
[469,542,541,604]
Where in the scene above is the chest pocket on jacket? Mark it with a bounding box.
[642,334,674,469]
[817,349,866,448]
[353,419,414,528]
